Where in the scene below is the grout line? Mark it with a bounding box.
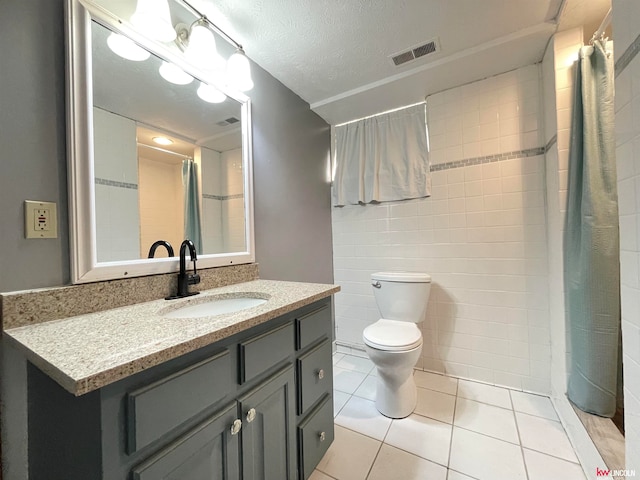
[446,388,459,470]
[510,390,531,480]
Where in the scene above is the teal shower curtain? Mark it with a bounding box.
[182,159,202,254]
[564,40,620,417]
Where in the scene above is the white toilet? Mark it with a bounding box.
[363,271,431,418]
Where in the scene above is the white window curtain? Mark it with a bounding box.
[333,103,430,206]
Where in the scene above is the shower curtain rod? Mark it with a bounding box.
[137,142,193,160]
[592,8,612,43]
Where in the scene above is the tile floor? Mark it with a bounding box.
[311,352,587,480]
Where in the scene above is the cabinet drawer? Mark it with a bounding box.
[298,395,334,480]
[127,349,232,453]
[239,322,294,384]
[295,304,331,351]
[297,339,332,415]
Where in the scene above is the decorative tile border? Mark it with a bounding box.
[429,146,545,172]
[615,31,640,77]
[203,193,244,201]
[95,177,138,190]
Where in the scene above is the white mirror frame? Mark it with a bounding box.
[66,0,255,283]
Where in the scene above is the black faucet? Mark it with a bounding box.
[166,239,201,300]
[147,240,174,258]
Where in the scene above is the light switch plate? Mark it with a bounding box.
[25,200,58,239]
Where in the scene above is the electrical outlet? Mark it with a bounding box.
[25,200,58,239]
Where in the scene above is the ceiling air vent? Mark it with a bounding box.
[216,117,240,127]
[390,38,440,67]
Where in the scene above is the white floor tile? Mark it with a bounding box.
[333,366,367,394]
[523,448,586,480]
[332,353,345,365]
[309,470,335,480]
[454,398,519,444]
[316,425,380,480]
[368,444,448,480]
[335,355,375,374]
[385,414,452,466]
[457,379,512,409]
[515,412,578,462]
[335,396,392,441]
[446,470,477,480]
[333,390,350,417]
[449,427,527,480]
[510,391,559,421]
[415,387,456,424]
[414,370,458,395]
[353,374,377,401]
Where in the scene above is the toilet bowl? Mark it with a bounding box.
[363,272,431,418]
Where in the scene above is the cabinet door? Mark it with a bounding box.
[239,365,297,480]
[132,402,240,480]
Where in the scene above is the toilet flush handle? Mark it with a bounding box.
[372,281,381,288]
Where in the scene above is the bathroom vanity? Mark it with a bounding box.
[3,279,338,480]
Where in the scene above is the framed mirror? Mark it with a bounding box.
[66,0,255,283]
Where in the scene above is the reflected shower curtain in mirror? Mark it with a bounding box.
[564,39,620,417]
[182,159,202,254]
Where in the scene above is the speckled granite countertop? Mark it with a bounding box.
[4,280,339,396]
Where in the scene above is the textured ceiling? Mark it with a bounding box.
[96,0,611,125]
[188,0,609,124]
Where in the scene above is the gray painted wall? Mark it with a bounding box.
[0,0,333,477]
[251,66,334,284]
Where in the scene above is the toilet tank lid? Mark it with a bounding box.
[371,272,431,283]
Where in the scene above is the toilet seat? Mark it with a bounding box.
[363,319,423,351]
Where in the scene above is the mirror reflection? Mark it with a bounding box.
[91,19,246,262]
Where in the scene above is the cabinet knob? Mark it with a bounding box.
[230,419,242,435]
[246,408,257,423]
[319,431,326,442]
[317,369,325,380]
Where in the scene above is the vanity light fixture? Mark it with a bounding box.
[158,61,193,85]
[197,82,227,103]
[106,32,150,61]
[178,0,254,92]
[179,19,226,75]
[227,48,254,92]
[152,136,174,146]
[131,0,176,43]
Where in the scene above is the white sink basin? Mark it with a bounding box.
[163,296,268,319]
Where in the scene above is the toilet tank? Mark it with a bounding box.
[371,272,431,323]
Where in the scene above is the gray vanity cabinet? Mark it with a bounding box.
[26,297,333,480]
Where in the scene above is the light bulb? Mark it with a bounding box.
[153,136,173,145]
[106,32,150,62]
[227,48,253,92]
[197,82,226,103]
[131,0,176,43]
[185,21,225,73]
[159,61,193,85]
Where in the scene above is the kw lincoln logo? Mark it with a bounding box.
[596,467,636,477]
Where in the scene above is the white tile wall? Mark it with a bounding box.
[542,28,583,400]
[93,107,140,262]
[332,66,550,393]
[613,1,640,468]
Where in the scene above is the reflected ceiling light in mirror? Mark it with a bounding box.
[152,136,174,146]
[159,61,193,85]
[106,32,150,61]
[197,82,227,103]
[131,0,176,43]
[227,48,253,92]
